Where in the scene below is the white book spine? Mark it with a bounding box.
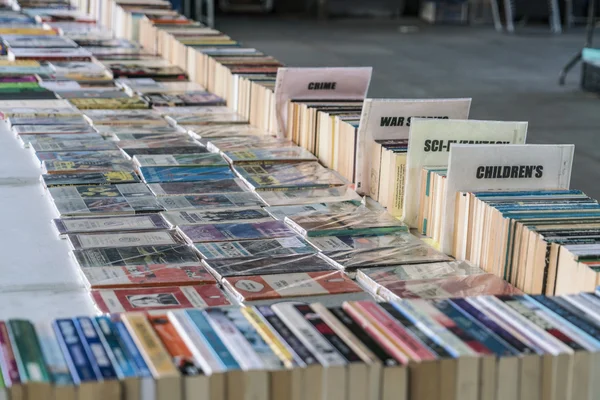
[271,303,346,367]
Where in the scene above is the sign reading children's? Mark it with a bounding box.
[274,67,372,137]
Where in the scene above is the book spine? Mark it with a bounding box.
[148,315,201,376]
[167,310,225,374]
[73,317,118,380]
[390,300,475,357]
[432,301,511,356]
[241,307,298,369]
[184,309,240,370]
[342,302,409,365]
[294,304,362,363]
[33,321,73,386]
[94,316,137,378]
[6,320,50,383]
[272,303,346,367]
[121,313,179,377]
[0,322,21,386]
[255,305,316,367]
[378,303,450,358]
[204,309,264,370]
[52,319,96,384]
[113,320,151,378]
[355,301,436,361]
[449,298,534,354]
[532,296,600,340]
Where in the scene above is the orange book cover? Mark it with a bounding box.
[148,314,200,375]
[224,271,362,301]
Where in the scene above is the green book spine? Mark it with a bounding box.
[7,320,51,383]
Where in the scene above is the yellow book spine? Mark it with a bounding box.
[121,313,179,377]
[241,307,295,369]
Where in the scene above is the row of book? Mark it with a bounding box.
[2,294,600,400]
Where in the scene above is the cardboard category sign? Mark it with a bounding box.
[354,98,471,197]
[441,144,575,254]
[403,118,529,228]
[274,67,372,137]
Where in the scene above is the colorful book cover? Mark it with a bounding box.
[143,92,225,107]
[31,140,119,152]
[158,192,264,211]
[42,171,140,187]
[148,179,249,196]
[178,220,296,243]
[1,34,78,48]
[223,271,362,302]
[67,230,185,250]
[73,244,201,268]
[52,214,170,235]
[264,200,362,220]
[81,263,216,289]
[202,253,337,281]
[223,147,317,164]
[138,166,233,183]
[122,146,208,158]
[161,208,272,226]
[92,285,231,313]
[69,97,149,110]
[194,236,317,259]
[43,159,133,174]
[257,186,361,207]
[133,153,227,167]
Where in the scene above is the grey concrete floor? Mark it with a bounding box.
[217,17,600,199]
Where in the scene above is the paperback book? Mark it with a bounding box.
[157,192,264,210]
[257,186,362,206]
[137,166,233,183]
[67,230,186,250]
[161,208,273,226]
[52,214,171,236]
[148,179,250,196]
[223,147,317,164]
[42,171,140,187]
[132,153,227,167]
[72,244,201,268]
[178,220,296,243]
[194,236,317,259]
[264,200,362,220]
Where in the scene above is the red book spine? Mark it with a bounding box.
[0,322,20,385]
[342,302,409,365]
[355,301,437,361]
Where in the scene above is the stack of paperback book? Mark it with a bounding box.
[1,295,600,400]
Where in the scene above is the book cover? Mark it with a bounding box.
[92,285,230,313]
[8,47,93,61]
[72,245,201,268]
[157,192,264,211]
[148,179,249,196]
[52,319,97,384]
[138,166,233,183]
[178,220,296,243]
[69,97,149,110]
[122,146,208,157]
[264,200,362,220]
[143,92,225,107]
[223,271,362,302]
[194,236,317,259]
[81,263,216,289]
[161,208,272,225]
[67,230,185,250]
[31,140,119,152]
[201,253,337,281]
[43,159,133,174]
[133,153,227,167]
[257,186,361,207]
[42,171,140,187]
[52,214,170,235]
[1,34,78,48]
[223,147,317,164]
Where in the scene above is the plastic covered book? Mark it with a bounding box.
[234,161,348,191]
[107,64,187,80]
[12,124,97,135]
[42,159,133,174]
[92,284,230,313]
[31,139,120,153]
[148,179,250,196]
[132,153,227,167]
[72,244,200,268]
[42,171,140,187]
[157,192,264,210]
[111,132,185,141]
[202,253,338,281]
[121,80,205,95]
[80,263,216,289]
[194,236,317,260]
[35,150,126,164]
[285,209,408,237]
[257,186,362,206]
[143,92,225,107]
[69,97,149,110]
[355,260,486,295]
[83,109,166,125]
[187,124,268,139]
[53,214,171,236]
[204,136,292,153]
[138,166,233,183]
[56,90,129,99]
[165,112,247,126]
[8,47,93,61]
[376,274,523,301]
[223,147,317,164]
[222,271,363,303]
[178,220,296,243]
[67,230,186,250]
[161,208,272,226]
[48,183,164,216]
[121,146,208,158]
[20,133,104,148]
[264,200,362,220]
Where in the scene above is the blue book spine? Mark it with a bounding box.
[113,320,151,378]
[185,309,240,370]
[434,300,518,357]
[528,295,600,346]
[52,319,97,384]
[93,317,138,379]
[140,166,233,183]
[73,317,118,380]
[449,298,536,354]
